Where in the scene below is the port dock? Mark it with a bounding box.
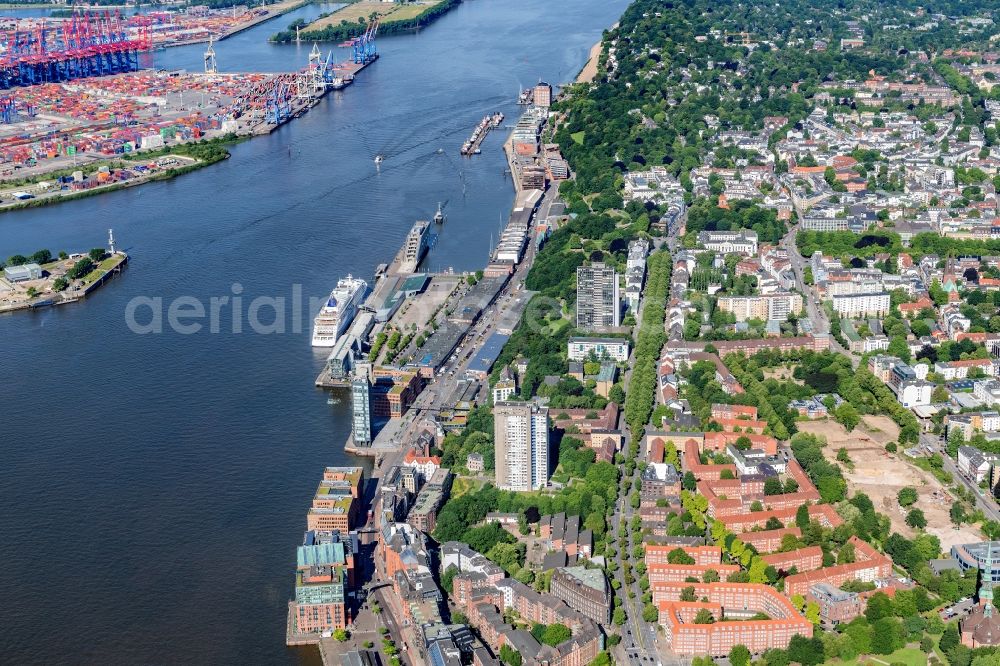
[460,112,503,156]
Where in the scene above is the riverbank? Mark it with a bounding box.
[270,0,458,43]
[0,250,128,314]
[575,22,616,83]
[576,40,602,83]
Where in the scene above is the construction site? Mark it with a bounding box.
[0,11,381,205]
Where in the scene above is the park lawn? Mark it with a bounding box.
[571,131,585,145]
[383,0,444,21]
[81,256,123,285]
[825,646,928,666]
[545,317,571,336]
[451,476,486,499]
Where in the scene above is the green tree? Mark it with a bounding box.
[939,624,960,652]
[865,592,894,623]
[500,644,523,666]
[835,403,860,431]
[642,604,659,622]
[796,503,810,529]
[805,602,820,625]
[693,608,715,624]
[668,548,696,564]
[539,623,572,647]
[870,617,903,654]
[897,487,918,507]
[905,508,927,529]
[729,644,751,666]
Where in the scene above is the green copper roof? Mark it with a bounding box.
[297,542,346,568]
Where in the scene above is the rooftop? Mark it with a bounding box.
[556,565,608,593]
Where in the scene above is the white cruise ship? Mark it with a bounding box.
[311,276,368,347]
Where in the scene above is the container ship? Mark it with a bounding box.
[399,220,431,273]
[311,275,368,347]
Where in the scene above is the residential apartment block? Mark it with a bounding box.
[494,401,550,491]
[716,292,803,322]
[567,336,630,362]
[576,262,621,329]
[655,582,813,656]
[832,291,891,318]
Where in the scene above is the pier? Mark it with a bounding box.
[460,112,504,156]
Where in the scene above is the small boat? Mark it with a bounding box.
[374,154,384,165]
[433,202,445,224]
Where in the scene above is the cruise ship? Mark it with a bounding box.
[399,220,431,273]
[311,275,368,347]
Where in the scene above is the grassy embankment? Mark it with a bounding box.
[270,0,459,43]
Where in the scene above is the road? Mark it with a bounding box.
[781,222,856,366]
[611,238,676,666]
[920,432,1000,523]
[612,470,662,666]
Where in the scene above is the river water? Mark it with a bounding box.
[0,0,626,663]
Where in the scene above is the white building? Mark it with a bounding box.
[934,359,997,381]
[957,445,997,484]
[567,337,630,362]
[975,379,1000,407]
[897,380,933,408]
[697,230,758,255]
[493,367,517,404]
[948,412,1000,441]
[832,291,891,318]
[494,401,549,492]
[716,292,803,322]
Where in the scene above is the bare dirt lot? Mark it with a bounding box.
[797,416,981,550]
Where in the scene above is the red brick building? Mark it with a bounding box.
[761,546,824,573]
[656,582,813,656]
[784,537,892,597]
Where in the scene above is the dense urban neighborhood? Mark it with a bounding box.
[289,0,1000,665]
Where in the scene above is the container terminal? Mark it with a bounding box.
[132,0,311,49]
[0,1,312,52]
[0,16,380,207]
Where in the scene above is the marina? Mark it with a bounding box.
[459,111,503,155]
